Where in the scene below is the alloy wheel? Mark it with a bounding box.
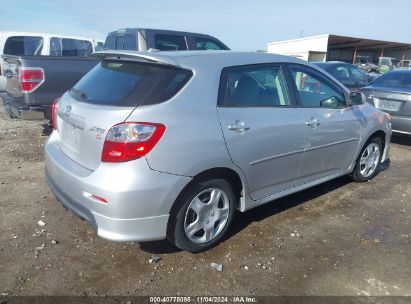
[184,187,230,244]
[359,143,380,178]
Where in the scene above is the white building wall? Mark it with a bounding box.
[267,35,329,61]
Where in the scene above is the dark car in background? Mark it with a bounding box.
[361,70,411,135]
[313,61,370,92]
[104,28,230,51]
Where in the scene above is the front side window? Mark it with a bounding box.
[3,36,43,55]
[219,65,290,107]
[154,34,187,51]
[193,37,226,50]
[290,65,346,108]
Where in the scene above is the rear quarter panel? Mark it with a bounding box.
[127,65,242,179]
[352,102,391,164]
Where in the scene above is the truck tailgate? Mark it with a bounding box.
[2,55,100,119]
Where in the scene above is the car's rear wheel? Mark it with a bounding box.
[168,179,236,253]
[351,137,383,182]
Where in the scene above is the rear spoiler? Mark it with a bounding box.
[92,51,180,67]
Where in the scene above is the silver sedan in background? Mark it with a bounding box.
[361,69,411,135]
[45,51,391,252]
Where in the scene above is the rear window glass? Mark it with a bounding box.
[3,36,44,55]
[50,38,93,57]
[71,60,193,106]
[372,71,411,88]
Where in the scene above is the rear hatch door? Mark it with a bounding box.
[56,56,191,171]
[57,95,133,171]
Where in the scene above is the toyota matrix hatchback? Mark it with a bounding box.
[45,51,391,252]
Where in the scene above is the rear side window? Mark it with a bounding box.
[3,36,44,55]
[193,37,226,50]
[219,65,290,107]
[50,38,93,57]
[154,34,187,51]
[71,60,193,106]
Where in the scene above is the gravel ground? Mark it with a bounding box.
[0,104,410,297]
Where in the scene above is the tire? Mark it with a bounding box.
[350,137,383,182]
[168,178,236,253]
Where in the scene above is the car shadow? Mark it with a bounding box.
[391,133,411,146]
[139,175,353,255]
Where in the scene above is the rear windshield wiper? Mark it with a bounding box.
[71,87,88,100]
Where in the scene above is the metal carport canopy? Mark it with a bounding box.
[327,34,411,51]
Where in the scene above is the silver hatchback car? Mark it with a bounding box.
[45,51,391,252]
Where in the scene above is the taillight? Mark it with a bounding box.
[19,67,45,93]
[51,98,60,130]
[102,122,166,162]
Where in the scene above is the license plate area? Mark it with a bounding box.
[61,120,83,153]
[374,98,402,112]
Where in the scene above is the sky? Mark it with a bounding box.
[1,0,411,51]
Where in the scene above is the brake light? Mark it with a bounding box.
[19,67,45,93]
[102,122,166,162]
[51,98,60,130]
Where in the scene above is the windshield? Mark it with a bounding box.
[372,71,411,88]
[71,60,192,106]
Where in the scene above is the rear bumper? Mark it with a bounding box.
[46,171,170,242]
[1,92,49,120]
[391,115,411,135]
[45,131,192,242]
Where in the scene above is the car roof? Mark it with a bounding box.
[0,31,101,41]
[93,50,307,69]
[107,28,219,38]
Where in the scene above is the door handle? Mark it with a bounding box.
[305,117,320,127]
[228,120,250,133]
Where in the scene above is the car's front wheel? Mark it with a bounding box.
[351,137,383,182]
[168,179,236,253]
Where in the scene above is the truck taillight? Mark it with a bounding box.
[19,67,45,93]
[102,122,166,162]
[51,98,60,130]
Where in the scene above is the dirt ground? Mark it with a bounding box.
[0,103,410,297]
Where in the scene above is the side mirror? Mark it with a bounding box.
[350,91,366,105]
[320,96,340,108]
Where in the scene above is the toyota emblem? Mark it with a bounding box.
[64,105,72,118]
